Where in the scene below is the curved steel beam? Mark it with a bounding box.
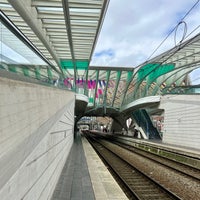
[0,10,60,74]
[7,0,62,74]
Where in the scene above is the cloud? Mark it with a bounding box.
[91,0,200,67]
[94,49,115,58]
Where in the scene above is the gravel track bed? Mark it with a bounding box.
[100,140,200,200]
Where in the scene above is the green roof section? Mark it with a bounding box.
[76,60,89,70]
[136,63,175,85]
[137,63,160,82]
[23,67,29,77]
[148,64,175,83]
[35,67,41,79]
[127,71,133,81]
[60,60,89,70]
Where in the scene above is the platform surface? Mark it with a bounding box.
[82,136,128,200]
[51,133,127,200]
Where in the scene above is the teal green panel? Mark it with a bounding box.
[8,66,17,73]
[60,60,74,69]
[23,68,29,77]
[60,60,89,70]
[117,71,121,79]
[89,97,94,103]
[137,63,159,81]
[35,68,41,79]
[148,64,175,83]
[127,71,133,82]
[76,60,89,70]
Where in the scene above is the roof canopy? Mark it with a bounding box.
[0,0,109,73]
[1,0,200,114]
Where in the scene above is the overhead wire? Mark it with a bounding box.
[122,0,200,105]
[174,21,187,47]
[185,24,200,40]
[146,0,200,61]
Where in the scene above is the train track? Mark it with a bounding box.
[87,136,181,200]
[110,138,200,181]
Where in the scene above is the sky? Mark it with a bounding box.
[91,0,200,68]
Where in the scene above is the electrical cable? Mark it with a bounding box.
[185,24,200,40]
[147,0,200,61]
[174,21,187,47]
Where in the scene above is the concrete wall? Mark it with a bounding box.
[0,76,75,200]
[160,95,200,149]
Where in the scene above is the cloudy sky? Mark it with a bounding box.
[91,0,200,68]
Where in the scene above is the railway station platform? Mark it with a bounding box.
[51,133,128,200]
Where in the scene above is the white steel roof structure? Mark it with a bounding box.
[1,0,200,115]
[0,0,109,73]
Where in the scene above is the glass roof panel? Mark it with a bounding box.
[87,69,97,106]
[69,8,100,13]
[0,23,46,65]
[113,71,128,108]
[106,70,117,106]
[0,3,12,8]
[95,70,106,106]
[37,7,63,12]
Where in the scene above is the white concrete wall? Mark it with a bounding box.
[160,95,200,149]
[0,76,75,200]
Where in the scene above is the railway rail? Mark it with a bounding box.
[110,138,200,181]
[86,133,200,200]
